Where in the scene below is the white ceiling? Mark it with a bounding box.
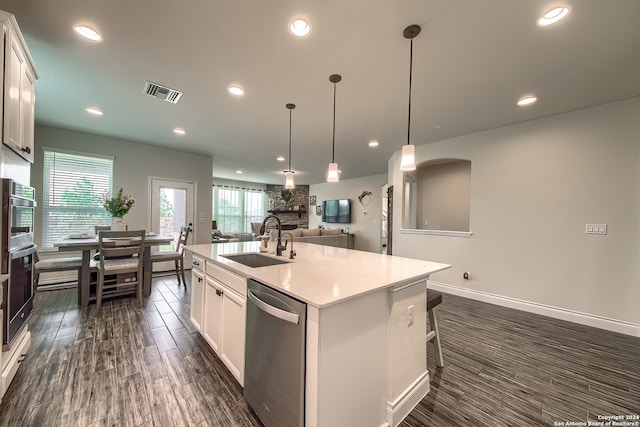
[3,0,640,185]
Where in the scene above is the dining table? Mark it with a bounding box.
[53,233,174,306]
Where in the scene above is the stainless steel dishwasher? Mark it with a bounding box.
[244,279,307,427]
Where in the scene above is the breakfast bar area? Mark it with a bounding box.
[185,241,450,427]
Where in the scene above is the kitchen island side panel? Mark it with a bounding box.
[307,289,389,427]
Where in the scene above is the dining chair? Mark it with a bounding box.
[95,229,145,312]
[150,226,190,288]
[33,251,83,289]
[95,225,111,234]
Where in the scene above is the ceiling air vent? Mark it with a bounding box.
[143,81,183,104]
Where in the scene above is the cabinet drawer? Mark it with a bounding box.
[191,255,204,272]
[1,328,30,397]
[206,262,246,297]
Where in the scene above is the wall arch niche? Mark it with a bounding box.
[402,158,472,237]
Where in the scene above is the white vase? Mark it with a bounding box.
[111,217,126,231]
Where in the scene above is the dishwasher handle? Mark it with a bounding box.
[248,289,299,324]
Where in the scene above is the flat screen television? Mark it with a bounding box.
[322,199,351,223]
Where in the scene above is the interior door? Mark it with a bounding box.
[150,178,195,272]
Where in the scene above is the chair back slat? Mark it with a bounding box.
[95,225,111,235]
[176,226,191,253]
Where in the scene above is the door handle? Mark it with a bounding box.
[248,289,299,324]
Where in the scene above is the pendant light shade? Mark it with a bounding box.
[284,171,295,189]
[400,144,416,171]
[327,74,342,182]
[399,24,421,172]
[327,163,339,182]
[284,103,296,189]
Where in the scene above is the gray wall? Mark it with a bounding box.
[415,160,471,231]
[389,97,640,326]
[31,124,213,246]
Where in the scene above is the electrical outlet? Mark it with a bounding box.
[407,305,414,326]
[586,224,607,235]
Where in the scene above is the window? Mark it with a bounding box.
[213,186,265,234]
[42,148,114,248]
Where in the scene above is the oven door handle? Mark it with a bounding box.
[10,197,37,208]
[11,244,37,259]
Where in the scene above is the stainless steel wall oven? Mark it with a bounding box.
[1,179,37,350]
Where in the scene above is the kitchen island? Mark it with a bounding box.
[185,241,450,427]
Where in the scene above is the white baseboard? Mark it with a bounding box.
[386,371,430,427]
[428,281,640,338]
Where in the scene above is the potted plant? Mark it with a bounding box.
[279,189,294,210]
[102,188,135,230]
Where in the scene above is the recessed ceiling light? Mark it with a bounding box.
[517,95,538,106]
[537,6,570,26]
[235,170,243,174]
[85,107,103,116]
[228,85,244,96]
[73,25,102,42]
[173,127,186,135]
[277,156,285,162]
[289,18,311,37]
[368,140,379,147]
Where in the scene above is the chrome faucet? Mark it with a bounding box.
[281,232,296,259]
[260,214,286,256]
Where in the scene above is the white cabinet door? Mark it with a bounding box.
[19,65,35,162]
[2,23,36,163]
[203,276,223,353]
[3,30,23,151]
[190,268,205,331]
[220,288,246,385]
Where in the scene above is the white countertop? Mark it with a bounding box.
[185,242,450,308]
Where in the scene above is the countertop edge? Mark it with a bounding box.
[185,243,451,308]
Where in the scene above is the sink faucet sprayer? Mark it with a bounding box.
[281,232,296,259]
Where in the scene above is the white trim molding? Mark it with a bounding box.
[386,371,430,427]
[400,228,473,238]
[428,281,640,338]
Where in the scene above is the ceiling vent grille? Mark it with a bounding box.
[143,81,183,104]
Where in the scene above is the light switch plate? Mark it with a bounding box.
[586,224,607,235]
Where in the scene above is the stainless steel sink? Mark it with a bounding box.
[221,253,290,268]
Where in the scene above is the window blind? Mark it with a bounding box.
[42,149,114,248]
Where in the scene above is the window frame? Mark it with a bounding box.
[41,147,114,249]
[212,185,265,234]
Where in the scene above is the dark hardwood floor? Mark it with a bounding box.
[0,276,262,427]
[1,277,638,426]
[402,293,640,427]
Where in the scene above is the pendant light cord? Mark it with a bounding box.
[288,108,293,172]
[407,37,413,147]
[332,81,337,163]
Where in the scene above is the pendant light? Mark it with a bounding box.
[400,24,421,172]
[284,103,296,189]
[327,74,342,182]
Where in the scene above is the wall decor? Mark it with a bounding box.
[316,205,323,216]
[310,195,316,206]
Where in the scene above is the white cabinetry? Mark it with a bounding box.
[203,262,246,385]
[203,276,223,353]
[189,255,205,331]
[0,11,38,163]
[1,273,31,399]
